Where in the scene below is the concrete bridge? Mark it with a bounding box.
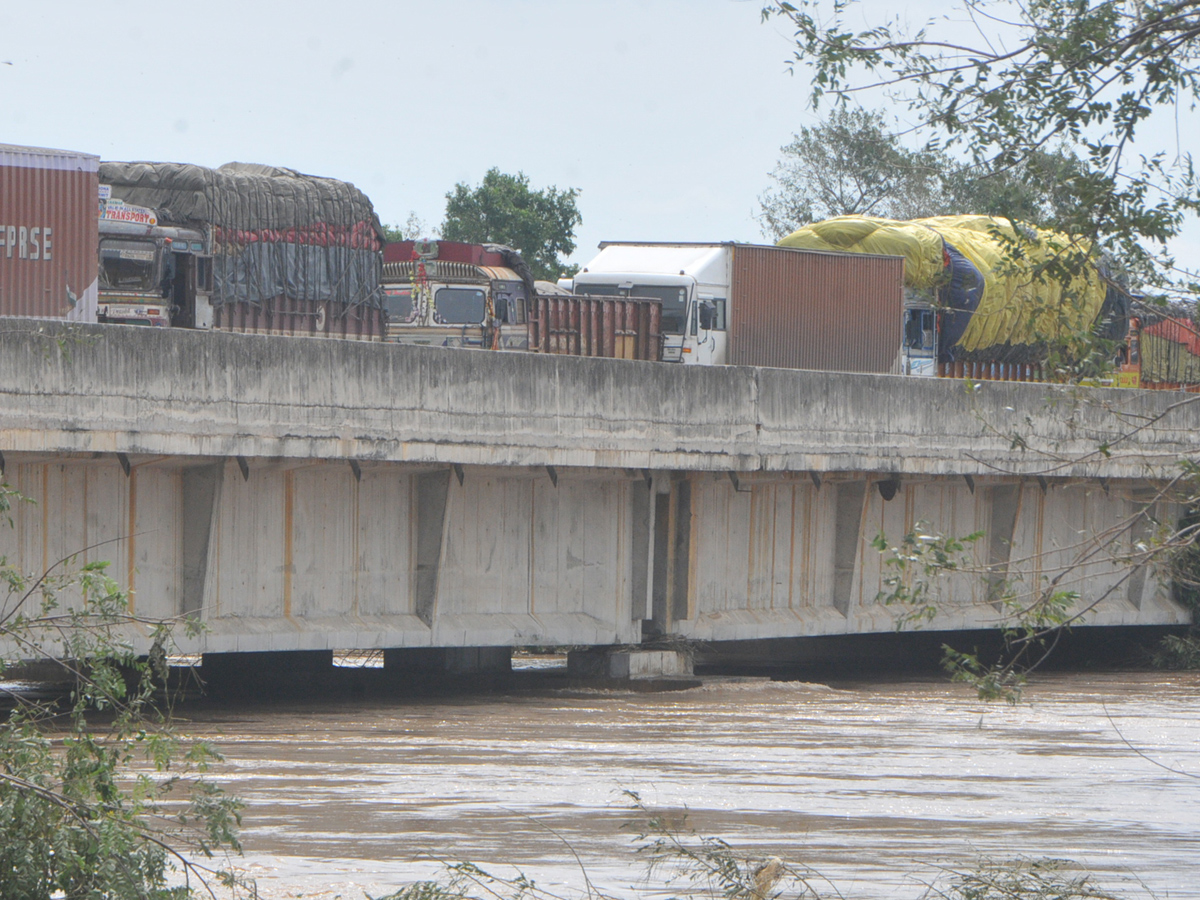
[0,321,1193,675]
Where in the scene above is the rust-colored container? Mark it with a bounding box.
[529,295,662,361]
[728,245,903,373]
[213,295,384,341]
[0,144,99,321]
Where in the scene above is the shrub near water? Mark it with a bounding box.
[0,483,245,899]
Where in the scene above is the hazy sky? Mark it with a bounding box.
[3,0,823,265]
[5,1,1198,266]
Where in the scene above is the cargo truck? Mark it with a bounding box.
[572,219,1138,381]
[778,215,1135,381]
[98,161,387,339]
[96,189,213,328]
[383,239,664,361]
[569,241,908,372]
[382,239,534,350]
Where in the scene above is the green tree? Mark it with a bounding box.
[441,168,582,281]
[761,0,1200,294]
[0,483,246,898]
[759,107,949,238]
[759,0,1200,691]
[943,149,1091,231]
[759,107,1090,239]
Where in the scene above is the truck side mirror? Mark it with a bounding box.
[698,301,715,331]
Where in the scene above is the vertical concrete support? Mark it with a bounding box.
[444,647,512,674]
[647,475,693,632]
[630,478,652,621]
[650,486,671,634]
[413,470,450,626]
[986,484,1021,607]
[200,649,333,694]
[1126,489,1158,610]
[180,463,223,617]
[670,478,692,624]
[567,646,693,680]
[832,481,867,616]
[383,646,511,674]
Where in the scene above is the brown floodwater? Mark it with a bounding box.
[181,671,1200,900]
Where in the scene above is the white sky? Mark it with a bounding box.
[1,0,822,266]
[4,0,1197,268]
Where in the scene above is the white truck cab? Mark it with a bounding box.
[572,243,729,364]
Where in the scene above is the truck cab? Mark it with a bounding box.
[571,243,729,364]
[382,240,530,350]
[901,289,938,376]
[97,198,212,328]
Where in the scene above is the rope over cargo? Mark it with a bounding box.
[98,161,384,311]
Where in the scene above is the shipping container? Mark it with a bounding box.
[729,245,903,372]
[0,144,99,321]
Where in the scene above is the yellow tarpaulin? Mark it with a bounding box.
[778,215,1109,355]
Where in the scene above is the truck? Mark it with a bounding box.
[777,215,1134,382]
[2,147,387,339]
[570,217,1139,381]
[96,189,212,328]
[383,239,664,361]
[382,239,535,350]
[96,160,387,339]
[569,241,907,372]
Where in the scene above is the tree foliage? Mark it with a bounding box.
[0,483,245,898]
[761,0,1200,294]
[760,107,1096,240]
[759,0,1200,682]
[441,168,582,281]
[759,107,948,237]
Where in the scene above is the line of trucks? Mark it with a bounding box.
[3,141,1196,388]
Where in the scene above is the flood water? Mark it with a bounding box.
[184,671,1200,900]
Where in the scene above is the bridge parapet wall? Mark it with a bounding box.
[0,320,1194,479]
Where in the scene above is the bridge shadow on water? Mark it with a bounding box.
[151,624,1192,706]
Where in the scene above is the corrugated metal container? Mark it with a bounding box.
[213,296,384,341]
[728,245,903,373]
[0,144,99,321]
[529,295,662,361]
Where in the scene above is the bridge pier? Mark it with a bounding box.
[383,647,512,675]
[201,649,335,695]
[568,646,694,681]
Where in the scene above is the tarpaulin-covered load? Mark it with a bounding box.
[98,161,384,313]
[1138,315,1200,385]
[778,215,1128,364]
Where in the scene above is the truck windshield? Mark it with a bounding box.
[904,308,936,353]
[384,287,415,323]
[434,288,486,324]
[99,239,160,292]
[575,283,689,334]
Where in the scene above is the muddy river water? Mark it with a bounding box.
[185,671,1200,899]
